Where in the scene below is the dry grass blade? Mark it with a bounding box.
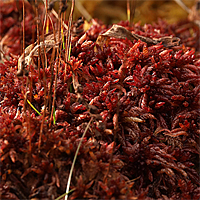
[52,8,68,30]
[55,188,76,200]
[65,117,94,200]
[76,0,92,21]
[174,0,191,13]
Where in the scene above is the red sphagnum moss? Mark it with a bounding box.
[0,1,199,200]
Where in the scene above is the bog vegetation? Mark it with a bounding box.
[0,0,200,199]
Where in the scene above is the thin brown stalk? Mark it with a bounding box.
[21,0,26,111]
[38,0,49,150]
[49,3,62,127]
[35,0,41,78]
[59,6,64,73]
[48,47,56,111]
[21,0,32,152]
[51,9,68,30]
[47,15,57,116]
[22,0,25,53]
[49,54,59,127]
[64,0,75,83]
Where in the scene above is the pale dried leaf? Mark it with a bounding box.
[96,24,180,49]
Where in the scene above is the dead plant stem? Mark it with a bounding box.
[47,14,57,114]
[49,51,60,127]
[38,0,49,150]
[65,0,75,83]
[49,5,62,127]
[22,0,32,152]
[35,0,41,78]
[48,46,56,111]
